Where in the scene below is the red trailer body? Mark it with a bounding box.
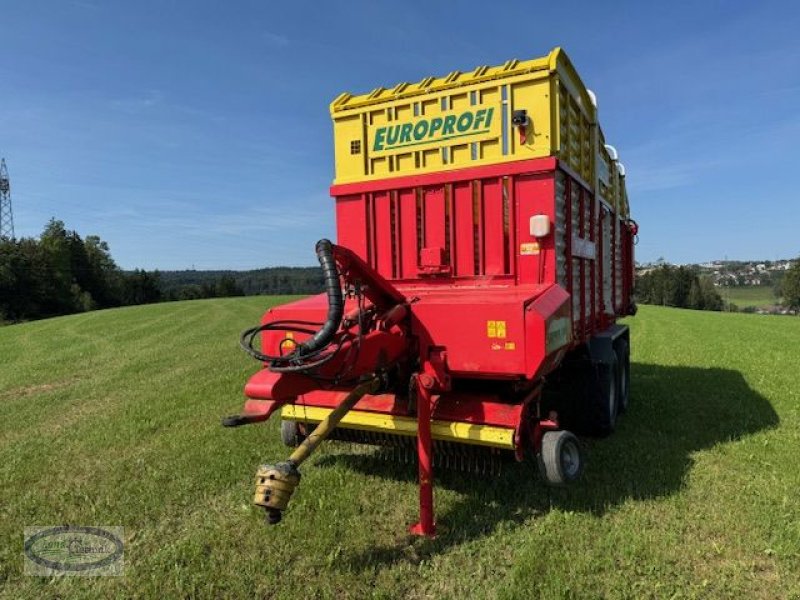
[230,48,637,536]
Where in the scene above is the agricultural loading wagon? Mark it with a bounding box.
[224,48,637,536]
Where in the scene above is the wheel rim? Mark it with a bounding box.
[620,359,628,404]
[561,440,581,479]
[608,369,617,416]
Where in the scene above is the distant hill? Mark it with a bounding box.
[157,266,324,298]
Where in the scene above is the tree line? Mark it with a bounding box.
[636,264,724,311]
[158,267,324,301]
[0,220,325,324]
[4,220,797,324]
[637,261,800,313]
[0,220,162,322]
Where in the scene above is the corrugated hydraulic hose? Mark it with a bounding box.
[298,239,343,356]
[238,239,344,369]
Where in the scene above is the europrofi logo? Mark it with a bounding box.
[372,107,495,152]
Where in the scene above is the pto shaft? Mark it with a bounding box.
[253,376,381,524]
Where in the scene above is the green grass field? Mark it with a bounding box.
[2,299,799,598]
[721,285,780,308]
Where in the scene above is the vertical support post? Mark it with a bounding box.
[409,372,436,537]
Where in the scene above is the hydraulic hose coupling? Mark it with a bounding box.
[254,461,301,524]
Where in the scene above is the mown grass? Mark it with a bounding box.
[721,285,780,308]
[1,299,799,598]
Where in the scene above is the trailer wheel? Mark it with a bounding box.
[591,355,618,436]
[615,340,630,414]
[538,430,584,486]
[280,420,304,447]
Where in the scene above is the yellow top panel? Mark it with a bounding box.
[330,48,608,187]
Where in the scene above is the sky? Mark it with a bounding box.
[1,1,799,269]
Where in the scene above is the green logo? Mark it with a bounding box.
[24,525,125,576]
[372,108,494,152]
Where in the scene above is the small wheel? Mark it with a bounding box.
[280,420,303,447]
[538,430,584,486]
[615,340,630,415]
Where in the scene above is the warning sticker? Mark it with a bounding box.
[520,242,540,255]
[486,320,507,339]
[496,321,506,338]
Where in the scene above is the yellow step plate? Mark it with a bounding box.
[281,405,515,450]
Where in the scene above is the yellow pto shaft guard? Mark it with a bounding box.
[253,377,381,524]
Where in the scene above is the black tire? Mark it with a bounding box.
[538,430,584,486]
[615,340,630,415]
[280,420,303,447]
[590,354,618,436]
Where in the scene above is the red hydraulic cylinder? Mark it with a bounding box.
[409,371,436,537]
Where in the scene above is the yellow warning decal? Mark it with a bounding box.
[486,320,507,339]
[520,242,540,255]
[504,342,516,350]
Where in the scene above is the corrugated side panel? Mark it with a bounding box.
[619,181,630,218]
[338,174,525,282]
[584,199,592,327]
[614,216,623,313]
[336,194,369,260]
[555,171,568,288]
[558,82,593,184]
[603,211,613,315]
[571,184,581,327]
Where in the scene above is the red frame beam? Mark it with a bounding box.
[331,157,558,196]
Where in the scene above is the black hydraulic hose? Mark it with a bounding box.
[297,239,343,356]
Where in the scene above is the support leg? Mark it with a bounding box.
[409,372,436,537]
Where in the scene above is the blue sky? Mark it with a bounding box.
[1,1,799,269]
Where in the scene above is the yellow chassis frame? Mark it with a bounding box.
[281,405,515,450]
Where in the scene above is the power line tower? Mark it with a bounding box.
[0,158,14,240]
